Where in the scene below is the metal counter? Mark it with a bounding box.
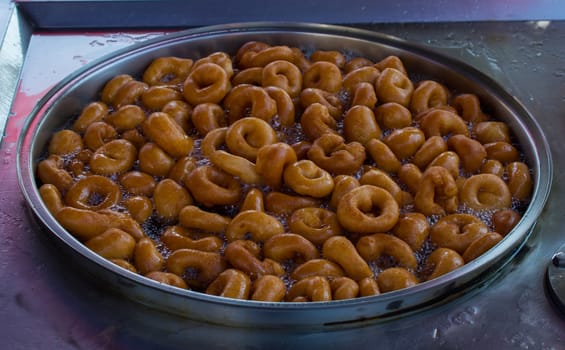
[1,2,565,349]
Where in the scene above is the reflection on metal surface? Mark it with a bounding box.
[553,251,565,268]
[531,20,552,29]
[0,8,29,144]
[20,31,165,95]
[547,243,565,314]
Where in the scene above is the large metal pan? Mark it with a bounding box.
[17,22,552,329]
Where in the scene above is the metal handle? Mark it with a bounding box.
[546,244,565,315]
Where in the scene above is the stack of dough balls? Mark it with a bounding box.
[37,40,533,302]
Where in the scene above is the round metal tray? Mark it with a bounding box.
[17,22,553,328]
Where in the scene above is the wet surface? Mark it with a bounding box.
[1,21,565,349]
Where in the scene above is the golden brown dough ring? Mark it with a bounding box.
[412,136,448,169]
[183,62,231,105]
[153,178,192,222]
[262,60,303,98]
[193,52,234,78]
[141,85,182,111]
[143,111,193,159]
[506,162,533,201]
[225,210,284,242]
[288,207,342,245]
[85,228,136,260]
[311,50,346,68]
[383,127,425,161]
[72,101,109,133]
[360,168,405,206]
[101,74,133,105]
[329,175,360,210]
[143,56,193,86]
[419,109,469,138]
[460,174,512,210]
[251,275,286,302]
[462,232,503,262]
[350,81,378,108]
[451,93,489,123]
[423,248,465,280]
[330,277,360,300]
[255,142,297,189]
[162,99,193,134]
[236,42,295,68]
[375,68,414,107]
[200,126,262,185]
[111,80,148,109]
[90,139,137,175]
[392,212,430,251]
[106,104,145,131]
[323,236,373,281]
[64,175,121,211]
[492,209,521,236]
[283,159,335,198]
[223,84,277,123]
[447,134,487,173]
[300,103,338,141]
[397,163,422,195]
[337,185,400,234]
[206,269,251,300]
[263,233,319,264]
[134,237,165,275]
[39,184,64,215]
[299,88,343,120]
[377,267,418,293]
[414,166,458,216]
[358,277,380,297]
[264,191,321,215]
[191,103,226,136]
[232,67,263,86]
[83,121,117,151]
[342,105,381,145]
[306,133,366,175]
[342,66,380,92]
[264,86,296,127]
[184,165,242,207]
[291,259,345,280]
[145,271,188,289]
[427,151,461,180]
[48,129,83,156]
[166,248,227,289]
[286,276,332,302]
[138,143,175,177]
[356,233,418,270]
[430,213,489,253]
[224,240,282,278]
[409,80,449,115]
[366,139,402,174]
[374,102,412,129]
[225,117,277,161]
[160,226,223,253]
[303,61,342,93]
[178,205,230,234]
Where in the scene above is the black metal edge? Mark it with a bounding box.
[14,0,565,30]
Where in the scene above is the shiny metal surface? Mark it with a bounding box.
[17,23,552,328]
[0,5,29,144]
[1,20,565,349]
[547,243,565,314]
